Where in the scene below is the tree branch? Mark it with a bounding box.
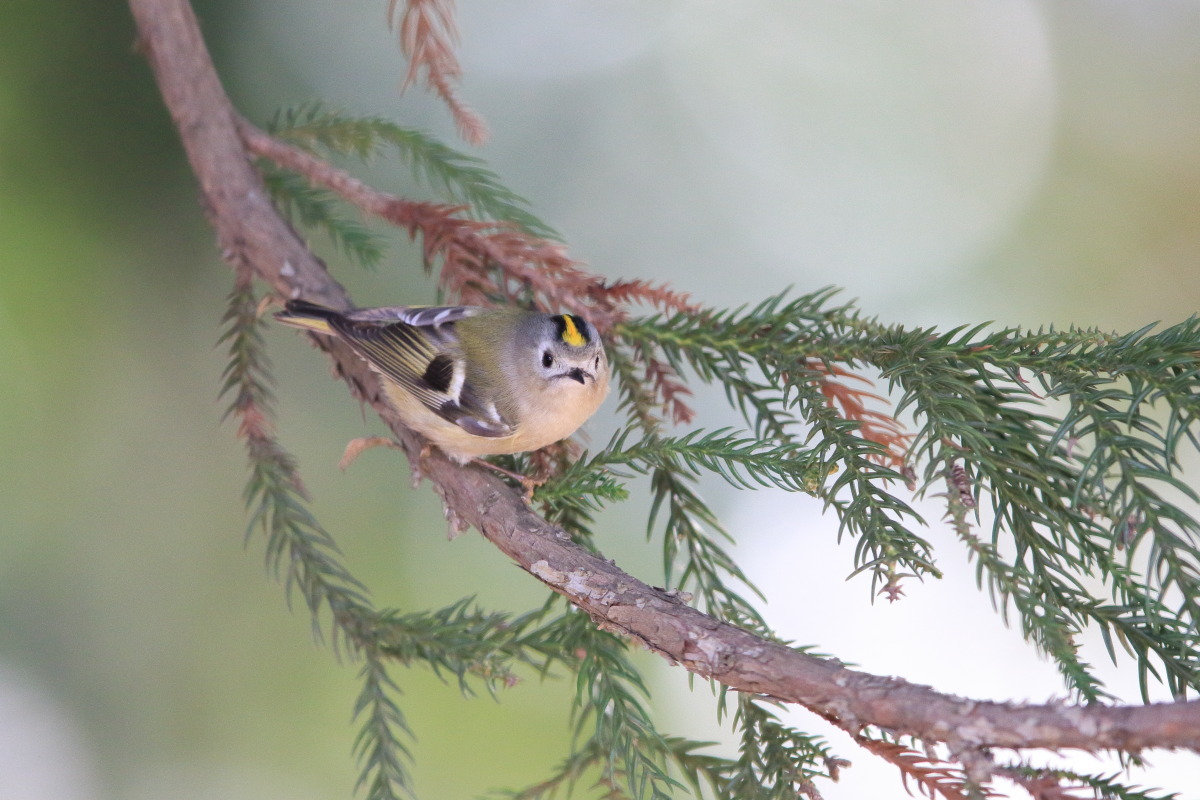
[129,0,1200,761]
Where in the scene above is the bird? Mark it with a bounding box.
[275,299,610,465]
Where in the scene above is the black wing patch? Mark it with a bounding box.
[422,355,456,394]
[329,315,515,439]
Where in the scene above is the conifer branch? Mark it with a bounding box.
[259,163,388,268]
[268,101,557,239]
[999,763,1182,800]
[618,305,939,594]
[220,277,416,800]
[854,737,999,800]
[387,0,488,144]
[728,697,844,799]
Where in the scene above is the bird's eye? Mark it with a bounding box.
[542,350,554,368]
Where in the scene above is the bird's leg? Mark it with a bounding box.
[471,458,543,501]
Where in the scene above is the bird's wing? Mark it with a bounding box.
[327,308,515,439]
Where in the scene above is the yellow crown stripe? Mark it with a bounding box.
[560,315,586,347]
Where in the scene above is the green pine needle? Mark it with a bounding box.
[1004,763,1181,800]
[260,164,387,268]
[269,101,559,239]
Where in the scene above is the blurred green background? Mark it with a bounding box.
[3,1,1200,798]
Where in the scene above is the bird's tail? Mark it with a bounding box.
[274,299,342,335]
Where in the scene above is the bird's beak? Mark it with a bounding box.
[565,367,589,384]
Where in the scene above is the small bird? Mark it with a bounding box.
[276,299,610,464]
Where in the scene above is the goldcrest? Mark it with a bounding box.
[276,299,610,462]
